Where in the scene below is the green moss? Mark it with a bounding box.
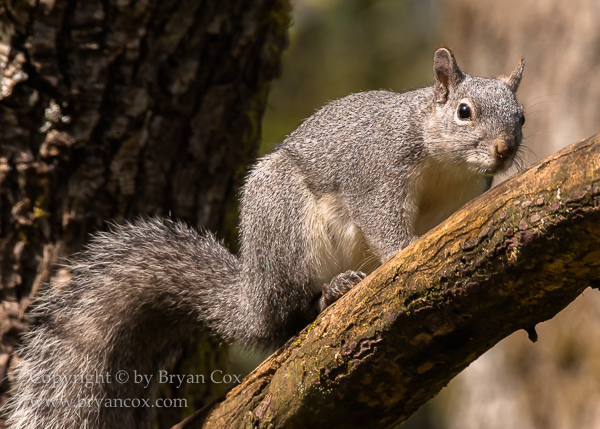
[18,231,28,244]
[33,206,50,219]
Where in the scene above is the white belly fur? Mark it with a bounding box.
[302,163,487,293]
[303,194,379,293]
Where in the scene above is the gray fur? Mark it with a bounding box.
[5,48,525,428]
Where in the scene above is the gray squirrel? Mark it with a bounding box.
[5,47,525,429]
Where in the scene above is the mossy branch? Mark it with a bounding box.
[177,133,600,429]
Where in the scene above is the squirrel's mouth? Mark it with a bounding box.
[474,135,520,176]
[466,148,518,176]
[492,135,519,171]
[493,154,516,173]
[483,154,517,176]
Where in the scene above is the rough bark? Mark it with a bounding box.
[176,133,600,429]
[0,0,290,427]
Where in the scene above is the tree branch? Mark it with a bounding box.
[178,133,600,429]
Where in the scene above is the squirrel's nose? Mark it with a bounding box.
[494,137,516,160]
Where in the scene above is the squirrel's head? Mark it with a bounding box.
[427,47,525,176]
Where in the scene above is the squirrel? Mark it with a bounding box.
[5,47,525,429]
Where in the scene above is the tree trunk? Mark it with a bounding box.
[176,133,600,429]
[0,1,290,427]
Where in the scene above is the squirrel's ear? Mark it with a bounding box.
[433,47,464,104]
[501,57,525,93]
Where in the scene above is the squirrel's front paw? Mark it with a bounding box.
[317,270,366,312]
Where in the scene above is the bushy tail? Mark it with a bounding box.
[5,218,245,429]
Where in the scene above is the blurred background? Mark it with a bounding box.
[260,0,600,428]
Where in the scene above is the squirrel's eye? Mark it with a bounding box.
[457,103,471,120]
[519,114,526,127]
